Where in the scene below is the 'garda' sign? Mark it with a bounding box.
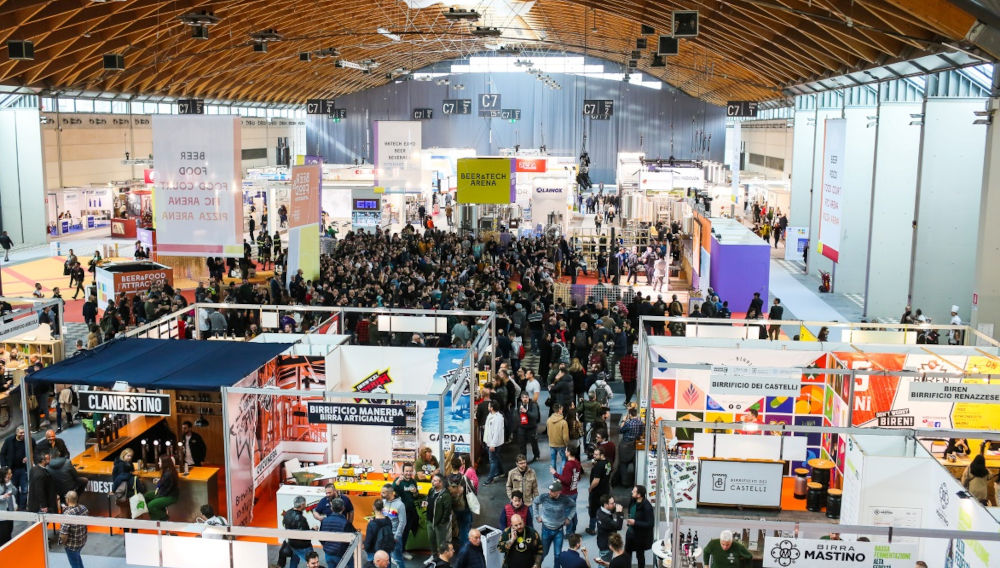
[79,391,171,416]
[762,537,916,568]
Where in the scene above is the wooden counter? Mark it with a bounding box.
[72,415,220,521]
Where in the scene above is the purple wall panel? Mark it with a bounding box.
[709,237,770,315]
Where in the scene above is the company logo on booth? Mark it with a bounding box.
[515,159,546,173]
[769,540,801,567]
[354,369,393,402]
[143,169,156,184]
[711,473,727,491]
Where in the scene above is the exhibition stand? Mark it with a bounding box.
[707,217,771,312]
[0,510,363,568]
[25,338,293,522]
[95,260,174,309]
[653,421,1000,568]
[635,317,1000,490]
[46,186,113,237]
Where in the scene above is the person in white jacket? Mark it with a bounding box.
[483,401,506,485]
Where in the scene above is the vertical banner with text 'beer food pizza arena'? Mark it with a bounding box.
[818,118,845,262]
[288,164,321,228]
[152,115,243,257]
[457,158,515,204]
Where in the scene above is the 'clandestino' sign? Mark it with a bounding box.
[79,391,171,416]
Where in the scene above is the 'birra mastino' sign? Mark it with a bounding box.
[763,537,916,568]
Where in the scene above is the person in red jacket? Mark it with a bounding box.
[550,445,583,534]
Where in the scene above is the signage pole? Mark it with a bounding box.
[221,386,234,525]
[438,390,445,462]
[846,369,856,427]
[861,81,882,319]
[907,85,930,304]
[22,376,33,467]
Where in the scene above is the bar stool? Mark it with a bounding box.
[808,458,835,488]
[793,468,810,499]
[806,482,825,512]
[826,489,843,519]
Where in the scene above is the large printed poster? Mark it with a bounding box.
[374,121,423,191]
[335,347,472,460]
[288,164,321,228]
[151,115,243,257]
[819,118,845,262]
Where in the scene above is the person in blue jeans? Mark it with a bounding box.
[534,481,575,568]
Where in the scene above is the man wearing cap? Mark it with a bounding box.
[533,481,576,568]
[949,305,963,345]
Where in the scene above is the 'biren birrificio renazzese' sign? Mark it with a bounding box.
[307,402,407,426]
[79,391,171,415]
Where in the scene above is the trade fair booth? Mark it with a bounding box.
[0,297,66,442]
[707,217,771,314]
[46,186,113,237]
[653,421,1000,568]
[95,260,174,309]
[639,327,1000,468]
[111,185,153,239]
[25,338,293,522]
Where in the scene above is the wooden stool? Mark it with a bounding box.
[806,482,825,512]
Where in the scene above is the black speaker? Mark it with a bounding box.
[103,53,125,70]
[657,36,679,56]
[191,25,209,40]
[650,55,666,68]
[640,24,655,35]
[636,38,647,50]
[299,52,312,61]
[628,59,638,68]
[7,40,34,60]
[253,42,267,53]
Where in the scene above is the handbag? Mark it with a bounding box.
[129,492,148,519]
[28,395,38,411]
[278,541,294,566]
[463,477,481,515]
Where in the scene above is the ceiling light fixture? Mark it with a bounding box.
[377,27,401,42]
[444,8,481,21]
[178,10,220,40]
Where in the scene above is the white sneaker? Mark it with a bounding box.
[403,553,413,560]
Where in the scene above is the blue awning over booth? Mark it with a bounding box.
[27,338,293,390]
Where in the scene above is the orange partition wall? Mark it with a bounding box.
[0,522,47,565]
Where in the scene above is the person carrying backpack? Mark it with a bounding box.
[572,322,591,360]
[365,499,396,561]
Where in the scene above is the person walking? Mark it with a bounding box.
[320,498,357,568]
[505,455,540,508]
[767,298,784,341]
[380,483,407,568]
[498,514,542,568]
[0,467,17,546]
[585,447,614,537]
[364,499,396,560]
[550,446,583,534]
[453,529,487,568]
[0,231,12,262]
[534,481,576,568]
[624,486,654,568]
[484,401,506,484]
[516,392,541,463]
[59,491,89,568]
[0,426,33,510]
[426,473,453,558]
[546,403,569,473]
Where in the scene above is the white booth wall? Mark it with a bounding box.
[0,108,47,246]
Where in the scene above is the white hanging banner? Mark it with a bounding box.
[373,120,423,192]
[818,118,845,262]
[152,115,243,257]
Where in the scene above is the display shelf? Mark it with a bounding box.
[391,402,419,466]
[1,338,65,366]
[169,390,225,466]
[665,455,699,509]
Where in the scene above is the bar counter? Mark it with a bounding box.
[73,415,220,520]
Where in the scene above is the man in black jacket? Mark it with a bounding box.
[515,392,541,462]
[747,292,764,319]
[47,454,87,502]
[28,451,57,513]
[0,426,34,509]
[594,495,624,563]
[82,296,98,327]
[768,298,784,340]
[282,496,314,568]
[625,485,654,568]
[179,421,207,467]
[36,430,69,459]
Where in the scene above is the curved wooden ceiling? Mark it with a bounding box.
[0,0,978,106]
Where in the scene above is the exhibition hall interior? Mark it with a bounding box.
[2,1,1000,567]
